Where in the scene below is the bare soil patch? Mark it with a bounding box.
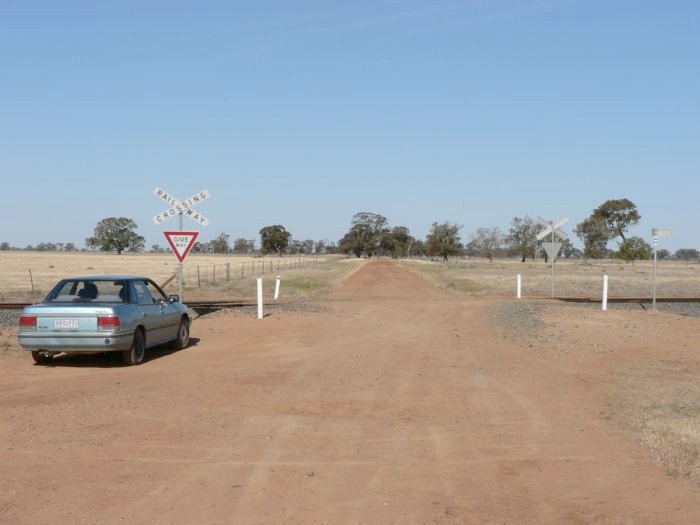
[2,260,700,523]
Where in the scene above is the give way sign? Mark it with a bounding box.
[164,231,199,263]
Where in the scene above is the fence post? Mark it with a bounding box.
[516,274,521,299]
[226,263,230,281]
[241,262,244,278]
[197,266,201,287]
[29,268,35,294]
[213,265,216,284]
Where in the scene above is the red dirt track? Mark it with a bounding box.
[2,260,699,524]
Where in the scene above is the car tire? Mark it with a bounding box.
[31,351,53,365]
[123,329,145,365]
[171,317,190,350]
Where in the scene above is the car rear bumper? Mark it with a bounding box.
[18,331,135,353]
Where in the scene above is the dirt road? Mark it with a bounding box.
[2,260,699,524]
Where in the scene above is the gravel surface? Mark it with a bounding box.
[493,301,548,344]
[567,301,700,318]
[492,300,700,348]
[0,309,21,329]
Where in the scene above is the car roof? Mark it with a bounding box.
[62,275,151,281]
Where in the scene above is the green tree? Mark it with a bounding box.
[210,233,230,254]
[615,236,651,263]
[674,248,700,261]
[0,242,10,251]
[592,198,641,243]
[86,217,145,255]
[470,227,504,262]
[339,212,389,257]
[574,215,608,260]
[382,226,414,258]
[560,238,582,259]
[409,238,426,258]
[233,238,254,254]
[426,222,463,262]
[259,225,291,256]
[508,216,539,262]
[656,249,670,260]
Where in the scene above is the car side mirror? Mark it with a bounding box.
[168,295,180,303]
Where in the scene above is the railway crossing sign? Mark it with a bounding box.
[152,187,211,227]
[151,186,212,301]
[164,231,199,263]
[536,216,569,241]
[537,216,568,263]
[536,216,569,298]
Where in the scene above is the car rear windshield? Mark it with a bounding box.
[45,279,128,303]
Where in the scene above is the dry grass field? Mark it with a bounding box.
[400,257,700,299]
[0,251,346,302]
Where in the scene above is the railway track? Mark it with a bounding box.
[2,297,700,310]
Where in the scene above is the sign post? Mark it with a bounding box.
[152,187,211,300]
[536,216,569,298]
[651,228,672,310]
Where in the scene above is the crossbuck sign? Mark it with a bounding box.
[152,187,211,227]
[536,216,569,298]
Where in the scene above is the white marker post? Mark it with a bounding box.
[602,274,608,311]
[274,275,281,300]
[651,228,672,310]
[257,278,263,319]
[516,274,522,299]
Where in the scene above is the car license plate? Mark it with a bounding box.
[54,319,79,329]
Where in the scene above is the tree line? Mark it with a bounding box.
[2,199,699,262]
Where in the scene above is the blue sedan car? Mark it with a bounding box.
[18,275,191,365]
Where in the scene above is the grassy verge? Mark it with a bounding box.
[398,260,507,296]
[609,363,700,482]
[179,258,365,302]
[399,258,700,298]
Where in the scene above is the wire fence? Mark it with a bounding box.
[182,258,327,287]
[1,254,332,299]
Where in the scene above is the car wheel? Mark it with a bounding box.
[123,329,145,365]
[31,351,53,365]
[171,317,190,350]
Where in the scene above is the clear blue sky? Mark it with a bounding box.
[2,0,698,252]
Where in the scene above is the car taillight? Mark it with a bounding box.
[97,315,121,330]
[19,315,37,330]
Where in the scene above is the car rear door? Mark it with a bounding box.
[130,280,169,346]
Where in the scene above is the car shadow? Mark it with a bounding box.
[35,337,201,368]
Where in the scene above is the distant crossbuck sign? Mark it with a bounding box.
[152,187,211,227]
[536,216,568,263]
